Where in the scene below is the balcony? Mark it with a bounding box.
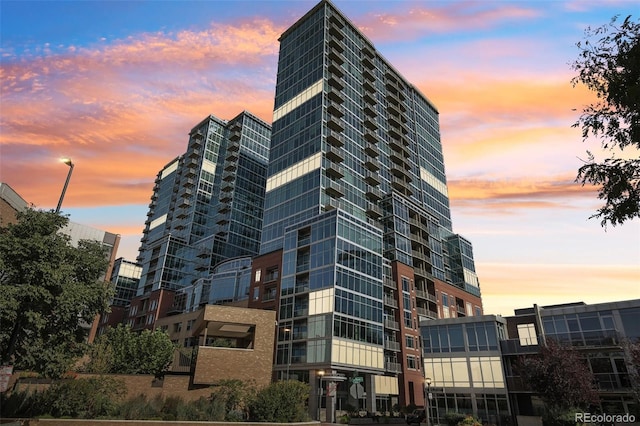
[326,146,344,163]
[328,47,345,64]
[385,362,401,373]
[328,38,344,53]
[364,144,380,158]
[363,129,378,144]
[416,307,437,320]
[363,67,375,82]
[327,87,344,103]
[227,141,240,152]
[362,54,375,69]
[383,277,395,289]
[366,203,383,219]
[325,181,345,198]
[391,176,411,193]
[364,158,381,172]
[221,182,234,192]
[365,187,383,201]
[363,90,376,105]
[328,61,345,78]
[384,295,399,308]
[229,130,241,141]
[327,116,344,133]
[220,193,232,203]
[222,171,235,182]
[390,152,406,166]
[226,151,239,162]
[328,76,344,91]
[326,163,345,179]
[384,340,401,351]
[364,117,378,131]
[364,104,377,118]
[384,318,399,330]
[329,24,344,40]
[224,162,237,172]
[363,79,375,93]
[327,101,345,118]
[329,13,345,28]
[327,130,344,148]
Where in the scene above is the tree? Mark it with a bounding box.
[571,15,640,227]
[85,324,175,377]
[515,339,599,419]
[0,209,112,378]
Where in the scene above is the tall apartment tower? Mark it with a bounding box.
[249,0,482,414]
[136,111,271,296]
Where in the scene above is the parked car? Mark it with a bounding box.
[406,409,426,425]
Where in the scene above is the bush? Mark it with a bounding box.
[444,412,467,426]
[115,394,163,420]
[250,380,310,422]
[40,376,124,418]
[0,388,46,418]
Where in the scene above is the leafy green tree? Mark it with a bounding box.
[571,15,640,227]
[250,380,310,422]
[515,339,599,419]
[0,209,112,378]
[85,324,175,377]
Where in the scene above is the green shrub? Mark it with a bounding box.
[444,412,467,426]
[250,380,310,422]
[115,394,162,420]
[0,389,46,417]
[40,376,124,418]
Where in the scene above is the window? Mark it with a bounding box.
[407,355,417,369]
[186,319,195,331]
[254,269,262,282]
[264,287,277,301]
[517,323,538,346]
[173,322,182,333]
[406,335,415,349]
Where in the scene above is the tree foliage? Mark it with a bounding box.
[0,209,112,378]
[250,380,310,422]
[85,324,175,377]
[571,15,640,227]
[515,339,599,415]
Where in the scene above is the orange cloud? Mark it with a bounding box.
[1,18,282,208]
[478,262,640,316]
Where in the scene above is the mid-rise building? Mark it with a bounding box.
[501,299,640,419]
[135,111,271,296]
[420,315,510,425]
[248,0,482,414]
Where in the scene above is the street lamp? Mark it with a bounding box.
[424,377,432,426]
[317,370,325,421]
[284,327,292,380]
[55,158,74,213]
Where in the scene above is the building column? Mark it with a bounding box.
[366,374,377,414]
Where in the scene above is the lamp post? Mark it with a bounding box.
[424,377,432,426]
[284,327,292,380]
[317,370,325,421]
[55,158,74,213]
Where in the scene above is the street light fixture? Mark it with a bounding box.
[283,327,292,380]
[424,377,432,426]
[317,370,325,421]
[55,158,74,214]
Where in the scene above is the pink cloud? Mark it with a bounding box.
[356,2,541,41]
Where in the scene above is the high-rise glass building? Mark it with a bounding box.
[249,0,482,414]
[136,111,271,296]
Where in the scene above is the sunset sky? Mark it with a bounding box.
[1,0,638,316]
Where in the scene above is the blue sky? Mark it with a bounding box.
[1,0,638,316]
